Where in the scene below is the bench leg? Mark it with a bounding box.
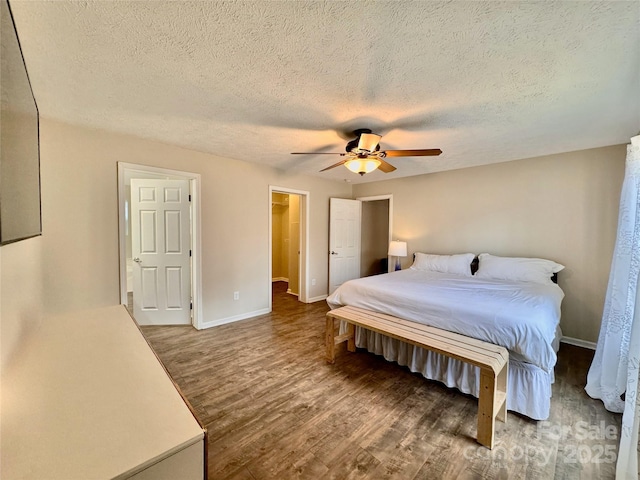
[326,317,356,363]
[326,316,336,363]
[346,322,356,352]
[477,369,497,449]
[496,362,508,424]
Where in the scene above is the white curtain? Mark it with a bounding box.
[586,136,640,479]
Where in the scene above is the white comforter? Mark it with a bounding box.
[326,268,564,373]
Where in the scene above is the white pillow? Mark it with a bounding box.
[475,253,564,285]
[411,252,475,277]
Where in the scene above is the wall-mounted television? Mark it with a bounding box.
[0,0,41,245]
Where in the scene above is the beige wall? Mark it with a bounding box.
[0,109,43,371]
[0,236,44,372]
[0,118,350,365]
[0,118,626,372]
[353,145,626,343]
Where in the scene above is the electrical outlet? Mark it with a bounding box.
[311,278,316,286]
[233,291,239,300]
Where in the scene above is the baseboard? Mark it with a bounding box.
[197,307,271,330]
[561,336,596,350]
[307,294,328,303]
[272,277,288,282]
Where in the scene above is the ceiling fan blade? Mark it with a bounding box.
[291,152,345,155]
[383,149,442,157]
[378,159,397,173]
[319,159,348,172]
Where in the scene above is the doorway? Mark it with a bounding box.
[327,194,393,294]
[271,192,301,297]
[358,194,393,276]
[118,163,203,328]
[268,186,309,311]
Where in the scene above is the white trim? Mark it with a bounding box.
[198,308,271,329]
[117,162,203,330]
[560,336,596,350]
[272,277,289,282]
[190,177,203,330]
[356,194,394,273]
[356,194,393,202]
[269,186,310,309]
[308,294,328,303]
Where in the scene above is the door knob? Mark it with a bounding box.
[133,257,142,263]
[330,251,338,255]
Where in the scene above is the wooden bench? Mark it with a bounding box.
[326,305,508,449]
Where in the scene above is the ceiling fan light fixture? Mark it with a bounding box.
[345,158,381,176]
[357,133,382,152]
[293,128,441,175]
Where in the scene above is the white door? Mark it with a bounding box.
[131,179,191,325]
[329,198,361,294]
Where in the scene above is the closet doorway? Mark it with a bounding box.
[268,186,309,310]
[271,192,300,296]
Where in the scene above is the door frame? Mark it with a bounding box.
[268,185,309,309]
[117,162,203,329]
[356,194,394,272]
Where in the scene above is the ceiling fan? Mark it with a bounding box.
[291,128,442,176]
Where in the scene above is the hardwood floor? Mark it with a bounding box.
[141,282,622,480]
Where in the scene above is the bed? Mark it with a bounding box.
[326,252,565,420]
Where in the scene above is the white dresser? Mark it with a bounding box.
[1,305,206,479]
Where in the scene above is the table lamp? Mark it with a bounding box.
[388,241,407,271]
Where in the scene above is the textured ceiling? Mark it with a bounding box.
[8,0,640,183]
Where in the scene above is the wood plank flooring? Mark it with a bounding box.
[141,282,622,480]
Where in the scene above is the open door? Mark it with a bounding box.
[131,178,191,325]
[329,198,361,294]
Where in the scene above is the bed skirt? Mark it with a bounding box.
[354,326,554,421]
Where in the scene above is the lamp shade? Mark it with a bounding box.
[388,241,407,257]
[345,158,381,175]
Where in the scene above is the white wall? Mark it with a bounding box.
[353,145,626,343]
[36,118,350,324]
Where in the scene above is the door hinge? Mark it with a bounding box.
[189,249,192,257]
[190,302,193,310]
[188,194,191,202]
